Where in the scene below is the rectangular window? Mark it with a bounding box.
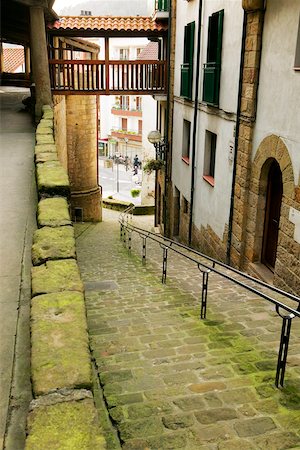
[120,48,129,60]
[136,97,142,111]
[180,22,195,100]
[182,119,191,163]
[121,118,128,131]
[203,10,224,106]
[203,131,217,186]
[138,120,143,134]
[120,96,129,110]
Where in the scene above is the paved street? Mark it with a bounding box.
[0,87,35,449]
[99,158,143,204]
[76,209,300,449]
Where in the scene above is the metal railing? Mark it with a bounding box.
[119,209,300,388]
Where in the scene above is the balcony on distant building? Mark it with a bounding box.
[154,0,169,21]
[111,106,142,117]
[110,127,142,142]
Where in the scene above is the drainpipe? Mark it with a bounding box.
[226,10,247,264]
[188,0,203,246]
[163,0,172,236]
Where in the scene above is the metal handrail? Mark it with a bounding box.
[119,217,300,387]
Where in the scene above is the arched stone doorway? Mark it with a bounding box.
[261,159,283,270]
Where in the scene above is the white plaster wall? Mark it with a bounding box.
[172,0,243,239]
[252,0,300,184]
[192,112,235,238]
[142,95,157,160]
[174,0,243,112]
[100,96,113,138]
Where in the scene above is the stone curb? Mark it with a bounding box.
[26,106,105,448]
[103,198,155,215]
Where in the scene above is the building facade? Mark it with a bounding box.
[166,0,300,294]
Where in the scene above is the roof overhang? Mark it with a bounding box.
[47,16,168,39]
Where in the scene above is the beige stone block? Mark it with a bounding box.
[242,0,264,12]
[38,198,71,228]
[31,292,91,395]
[25,395,105,449]
[32,226,76,266]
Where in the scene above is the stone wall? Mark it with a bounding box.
[26,106,105,449]
[53,95,68,171]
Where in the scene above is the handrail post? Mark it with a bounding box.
[275,310,294,387]
[198,264,210,319]
[128,231,132,253]
[142,237,147,264]
[162,246,168,284]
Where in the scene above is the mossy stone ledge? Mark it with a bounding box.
[25,396,105,450]
[31,259,83,296]
[36,133,55,145]
[37,198,71,228]
[39,118,53,129]
[35,143,57,155]
[36,161,70,197]
[35,152,58,163]
[32,226,76,265]
[31,291,92,395]
[36,125,53,135]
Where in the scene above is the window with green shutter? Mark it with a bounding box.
[180,22,195,100]
[203,10,224,106]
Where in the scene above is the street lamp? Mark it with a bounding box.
[147,130,167,160]
[115,151,120,193]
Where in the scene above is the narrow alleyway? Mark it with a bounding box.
[75,209,300,450]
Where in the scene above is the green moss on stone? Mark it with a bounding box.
[36,134,55,144]
[39,119,53,128]
[38,198,71,227]
[31,291,91,395]
[36,161,70,197]
[32,226,76,265]
[36,126,53,135]
[35,152,58,163]
[31,259,83,296]
[25,399,105,449]
[35,144,57,154]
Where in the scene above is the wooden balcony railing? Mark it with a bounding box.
[49,59,167,95]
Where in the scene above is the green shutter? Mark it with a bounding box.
[181,21,195,100]
[203,10,224,106]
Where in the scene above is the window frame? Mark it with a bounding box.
[203,130,217,186]
[182,119,191,164]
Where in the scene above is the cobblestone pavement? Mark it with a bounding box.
[75,209,300,450]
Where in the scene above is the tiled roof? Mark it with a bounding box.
[138,42,158,60]
[49,16,167,33]
[3,48,24,73]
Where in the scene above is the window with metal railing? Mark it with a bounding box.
[155,0,169,12]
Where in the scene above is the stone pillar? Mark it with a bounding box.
[66,95,102,222]
[24,45,31,80]
[30,6,52,120]
[230,0,265,267]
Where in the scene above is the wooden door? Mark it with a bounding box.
[262,160,283,270]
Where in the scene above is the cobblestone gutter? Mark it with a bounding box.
[25,106,105,449]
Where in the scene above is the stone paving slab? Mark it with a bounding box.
[31,291,92,395]
[75,210,300,449]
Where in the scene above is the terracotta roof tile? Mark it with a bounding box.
[49,16,167,33]
[3,48,24,73]
[138,42,158,60]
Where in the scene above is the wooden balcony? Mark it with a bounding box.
[49,59,167,95]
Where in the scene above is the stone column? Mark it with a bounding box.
[230,0,265,267]
[66,95,102,222]
[24,46,31,80]
[30,6,52,120]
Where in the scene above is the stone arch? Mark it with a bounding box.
[245,135,296,270]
